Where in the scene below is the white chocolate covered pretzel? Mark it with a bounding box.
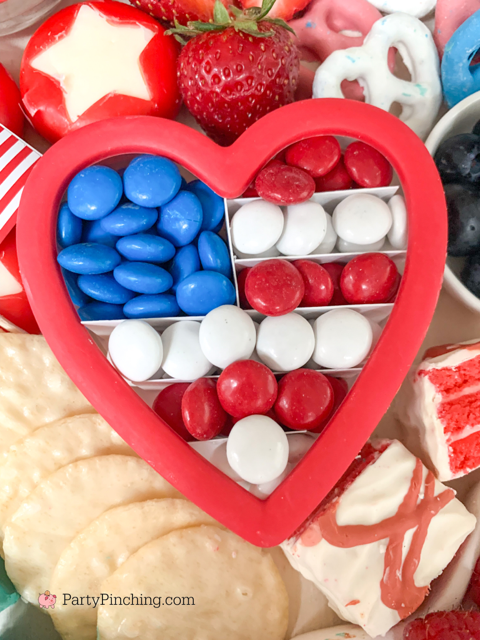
[312,13,442,139]
[366,0,436,19]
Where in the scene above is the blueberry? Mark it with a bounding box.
[435,134,480,185]
[445,183,480,256]
[461,252,480,297]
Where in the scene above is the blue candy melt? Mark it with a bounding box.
[116,234,175,263]
[124,294,180,318]
[186,180,224,231]
[78,274,135,304]
[78,301,126,321]
[176,271,236,316]
[124,155,182,208]
[198,231,232,278]
[169,244,200,292]
[68,166,123,220]
[57,203,83,248]
[157,191,203,247]
[114,262,173,294]
[57,243,121,275]
[442,9,480,107]
[82,219,117,248]
[101,203,158,237]
[62,269,89,307]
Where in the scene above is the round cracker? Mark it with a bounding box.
[3,455,181,605]
[97,525,288,640]
[0,414,134,551]
[51,499,218,640]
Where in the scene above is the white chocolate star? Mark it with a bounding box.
[31,4,155,122]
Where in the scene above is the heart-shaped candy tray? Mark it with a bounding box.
[16,99,447,547]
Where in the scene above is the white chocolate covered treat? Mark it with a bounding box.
[281,440,476,637]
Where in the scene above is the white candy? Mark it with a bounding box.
[333,194,392,245]
[231,200,284,256]
[336,237,386,253]
[312,212,337,254]
[234,245,280,259]
[287,433,316,464]
[366,0,436,19]
[249,321,262,363]
[199,305,256,369]
[276,201,327,256]
[249,463,293,499]
[387,194,408,250]
[227,415,289,484]
[108,320,163,383]
[257,313,315,372]
[161,321,212,380]
[313,13,442,139]
[313,309,373,369]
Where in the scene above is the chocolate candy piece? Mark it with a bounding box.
[198,231,232,278]
[57,243,121,275]
[176,271,236,316]
[344,142,393,188]
[340,253,400,304]
[124,155,181,208]
[68,166,123,220]
[101,203,158,237]
[245,259,304,316]
[77,274,135,304]
[113,262,173,294]
[255,163,315,205]
[157,191,203,247]
[285,136,341,178]
[57,203,83,248]
[123,294,179,318]
[116,234,175,263]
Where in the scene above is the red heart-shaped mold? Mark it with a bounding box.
[16,99,447,547]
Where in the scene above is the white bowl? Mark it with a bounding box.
[426,91,480,314]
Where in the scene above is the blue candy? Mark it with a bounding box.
[124,294,180,318]
[57,203,83,248]
[157,191,203,247]
[58,243,121,275]
[176,271,236,316]
[443,10,480,107]
[116,234,175,263]
[198,231,232,278]
[78,274,135,304]
[62,269,89,307]
[67,166,123,220]
[169,244,200,292]
[124,155,182,208]
[187,180,224,231]
[78,301,126,321]
[101,203,158,237]
[114,262,173,294]
[82,219,117,248]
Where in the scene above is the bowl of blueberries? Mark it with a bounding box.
[426,91,480,314]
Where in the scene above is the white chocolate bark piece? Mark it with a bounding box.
[51,499,218,640]
[97,525,288,640]
[0,334,93,457]
[397,340,480,481]
[0,414,134,552]
[3,455,181,605]
[281,440,476,637]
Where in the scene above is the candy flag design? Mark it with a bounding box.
[0,126,40,245]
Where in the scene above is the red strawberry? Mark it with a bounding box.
[239,0,310,21]
[131,0,227,26]
[404,611,480,640]
[170,0,299,145]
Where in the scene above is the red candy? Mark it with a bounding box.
[293,259,334,307]
[152,383,193,441]
[322,262,347,305]
[255,162,315,205]
[217,360,278,419]
[344,141,393,188]
[315,157,354,192]
[311,375,349,434]
[285,136,341,178]
[340,253,400,304]
[0,64,24,137]
[236,267,251,309]
[245,259,305,316]
[181,378,228,440]
[274,369,334,431]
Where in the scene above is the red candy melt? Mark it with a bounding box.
[217,360,278,419]
[255,162,315,205]
[274,369,334,431]
[322,262,347,305]
[315,157,354,192]
[152,383,193,441]
[181,378,227,441]
[340,253,400,304]
[344,141,393,188]
[245,259,305,316]
[293,260,334,307]
[285,136,341,178]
